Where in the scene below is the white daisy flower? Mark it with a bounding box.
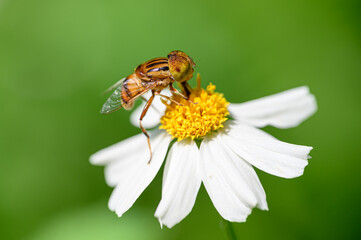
[90,75,317,228]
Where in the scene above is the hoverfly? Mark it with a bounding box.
[101,50,196,163]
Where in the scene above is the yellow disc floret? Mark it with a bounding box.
[160,78,229,141]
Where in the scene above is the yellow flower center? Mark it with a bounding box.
[160,75,229,141]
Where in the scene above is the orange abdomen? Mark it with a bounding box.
[121,74,146,109]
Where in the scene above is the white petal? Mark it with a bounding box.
[227,121,312,159]
[107,131,171,217]
[222,121,311,178]
[90,132,148,166]
[199,133,268,223]
[130,89,171,129]
[228,86,317,128]
[103,131,158,187]
[155,140,201,228]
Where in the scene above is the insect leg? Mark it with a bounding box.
[169,84,197,104]
[180,82,191,98]
[139,91,155,164]
[157,93,183,106]
[140,95,162,114]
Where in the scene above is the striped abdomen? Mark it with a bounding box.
[121,74,149,110]
[135,57,172,80]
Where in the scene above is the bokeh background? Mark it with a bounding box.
[1,0,360,239]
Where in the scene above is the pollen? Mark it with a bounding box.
[160,75,229,141]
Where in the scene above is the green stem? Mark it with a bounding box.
[223,219,237,240]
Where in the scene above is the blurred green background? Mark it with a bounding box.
[0,0,360,239]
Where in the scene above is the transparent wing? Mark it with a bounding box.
[100,86,124,114]
[102,78,126,96]
[100,82,158,115]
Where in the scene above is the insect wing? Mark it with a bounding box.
[100,86,124,114]
[102,78,126,95]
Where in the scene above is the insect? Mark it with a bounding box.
[100,50,196,163]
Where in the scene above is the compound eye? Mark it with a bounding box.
[167,54,171,58]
